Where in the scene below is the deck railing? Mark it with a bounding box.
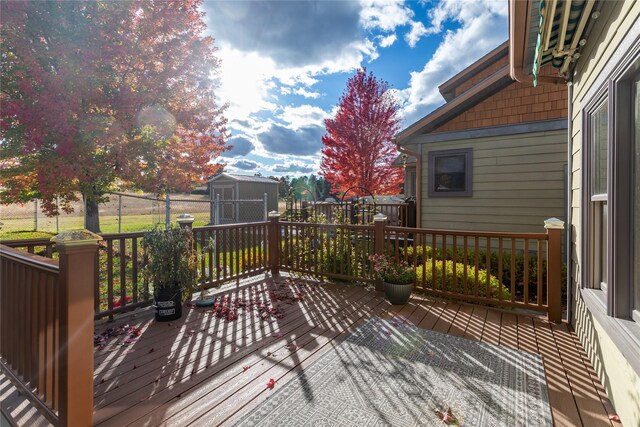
[273,216,563,320]
[0,215,563,425]
[0,234,99,426]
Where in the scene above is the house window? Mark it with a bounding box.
[428,148,472,197]
[590,100,608,292]
[583,59,639,322]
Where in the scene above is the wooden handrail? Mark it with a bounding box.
[1,233,100,426]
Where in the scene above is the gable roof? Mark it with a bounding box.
[396,48,513,144]
[208,173,278,184]
[438,41,510,102]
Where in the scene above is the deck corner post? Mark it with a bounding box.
[268,211,281,277]
[52,230,102,427]
[374,214,387,292]
[544,218,565,323]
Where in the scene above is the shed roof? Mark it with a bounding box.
[208,173,278,184]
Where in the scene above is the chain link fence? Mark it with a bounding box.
[0,192,269,238]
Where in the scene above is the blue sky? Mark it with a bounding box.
[200,0,508,176]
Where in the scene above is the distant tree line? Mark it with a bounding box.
[271,175,334,202]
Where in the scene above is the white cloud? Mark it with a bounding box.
[399,2,508,127]
[378,33,398,48]
[293,88,321,99]
[360,0,413,32]
[405,21,428,48]
[216,47,279,120]
[278,105,331,130]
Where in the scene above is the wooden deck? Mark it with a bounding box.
[3,274,621,426]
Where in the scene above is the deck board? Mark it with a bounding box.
[2,274,617,427]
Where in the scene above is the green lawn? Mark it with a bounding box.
[0,213,211,239]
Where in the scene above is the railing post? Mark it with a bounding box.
[268,211,281,276]
[374,213,387,291]
[545,217,565,323]
[177,213,195,230]
[51,230,102,427]
[165,194,171,229]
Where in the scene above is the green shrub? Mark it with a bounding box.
[416,259,510,300]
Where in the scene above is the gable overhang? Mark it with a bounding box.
[396,67,513,144]
[438,41,509,102]
[510,0,596,85]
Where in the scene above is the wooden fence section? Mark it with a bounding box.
[0,235,99,426]
[283,201,414,227]
[192,222,269,289]
[274,215,563,322]
[279,221,376,282]
[384,227,552,312]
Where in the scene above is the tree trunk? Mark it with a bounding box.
[83,194,101,233]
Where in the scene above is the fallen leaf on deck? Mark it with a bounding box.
[242,366,251,372]
[266,378,275,389]
[271,332,283,338]
[435,407,457,425]
[148,348,155,354]
[285,343,297,352]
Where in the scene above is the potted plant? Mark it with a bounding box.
[142,226,197,321]
[369,253,416,304]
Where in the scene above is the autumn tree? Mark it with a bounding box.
[320,68,403,196]
[0,1,228,232]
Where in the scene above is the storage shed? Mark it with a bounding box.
[208,173,278,223]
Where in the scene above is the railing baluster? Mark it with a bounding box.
[119,238,127,308]
[498,238,504,301]
[486,236,491,298]
[524,238,530,305]
[463,235,468,295]
[132,237,138,304]
[106,239,113,312]
[538,238,543,306]
[511,239,516,302]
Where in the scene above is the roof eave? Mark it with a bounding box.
[397,67,513,144]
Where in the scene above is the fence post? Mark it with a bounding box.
[268,211,281,276]
[165,194,171,229]
[545,217,565,323]
[373,213,387,291]
[209,189,215,225]
[263,193,268,221]
[215,194,220,225]
[34,199,38,231]
[118,194,122,233]
[51,230,102,427]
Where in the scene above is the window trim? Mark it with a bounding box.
[580,34,640,320]
[427,148,473,197]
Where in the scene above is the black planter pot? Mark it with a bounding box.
[154,285,183,321]
[383,281,413,305]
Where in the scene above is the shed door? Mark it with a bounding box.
[213,186,235,222]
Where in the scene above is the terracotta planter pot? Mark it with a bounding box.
[383,281,413,305]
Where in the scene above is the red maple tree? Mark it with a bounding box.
[0,1,228,232]
[320,69,403,196]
